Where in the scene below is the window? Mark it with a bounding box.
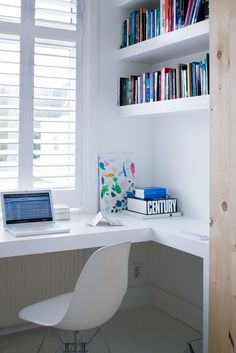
[0,34,20,190]
[0,0,82,207]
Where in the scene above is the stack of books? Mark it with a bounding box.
[126,187,181,219]
[120,53,209,106]
[120,0,209,48]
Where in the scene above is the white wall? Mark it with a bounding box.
[87,0,209,222]
[150,243,203,308]
[84,0,207,324]
[97,0,155,183]
[151,53,209,222]
[84,0,154,212]
[152,114,209,221]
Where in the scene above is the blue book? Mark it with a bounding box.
[155,7,160,36]
[176,0,185,29]
[145,73,150,102]
[140,74,143,103]
[151,9,155,37]
[130,11,136,45]
[191,62,198,96]
[135,187,167,200]
[191,0,202,24]
[126,78,131,104]
[148,10,152,39]
[150,72,154,102]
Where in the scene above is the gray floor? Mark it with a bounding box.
[0,305,202,353]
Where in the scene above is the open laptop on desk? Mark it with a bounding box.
[1,190,70,237]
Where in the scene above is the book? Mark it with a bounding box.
[120,1,209,48]
[127,197,178,215]
[204,0,209,19]
[176,63,181,98]
[187,62,192,97]
[160,0,166,34]
[123,210,182,220]
[119,53,209,106]
[184,0,193,26]
[155,7,160,36]
[191,0,202,24]
[145,73,150,102]
[150,72,154,102]
[180,64,187,97]
[161,67,172,100]
[135,187,167,199]
[205,53,210,94]
[120,77,129,106]
[172,0,176,31]
[188,0,197,25]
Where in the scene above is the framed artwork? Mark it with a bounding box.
[98,154,136,213]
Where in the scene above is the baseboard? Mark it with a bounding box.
[122,285,203,332]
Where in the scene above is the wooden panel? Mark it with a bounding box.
[209,0,236,352]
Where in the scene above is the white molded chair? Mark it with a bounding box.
[19,241,131,353]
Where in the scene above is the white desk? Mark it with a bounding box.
[0,213,209,352]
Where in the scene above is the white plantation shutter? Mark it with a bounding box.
[0,0,82,207]
[33,38,76,189]
[0,0,21,23]
[0,34,20,189]
[35,0,77,30]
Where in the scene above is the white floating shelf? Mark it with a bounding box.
[118,20,209,64]
[118,95,210,118]
[115,0,156,8]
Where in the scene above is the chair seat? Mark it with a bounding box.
[19,292,73,327]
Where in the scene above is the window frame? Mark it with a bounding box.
[0,0,83,208]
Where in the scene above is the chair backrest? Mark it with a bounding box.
[57,241,131,331]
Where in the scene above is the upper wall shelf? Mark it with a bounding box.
[115,0,157,8]
[117,20,209,64]
[118,95,210,118]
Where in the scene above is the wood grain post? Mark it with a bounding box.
[209,0,236,352]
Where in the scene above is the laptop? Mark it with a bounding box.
[1,190,70,237]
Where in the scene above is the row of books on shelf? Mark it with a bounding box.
[119,53,209,106]
[120,0,209,48]
[126,187,179,217]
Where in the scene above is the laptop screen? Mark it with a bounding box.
[3,192,53,224]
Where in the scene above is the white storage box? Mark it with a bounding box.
[54,204,70,221]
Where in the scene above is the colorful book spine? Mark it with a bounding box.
[187,62,192,97]
[160,0,166,34]
[119,54,209,105]
[184,0,193,26]
[121,1,209,48]
[145,73,150,102]
[135,187,167,200]
[188,0,197,25]
[191,0,202,24]
[172,0,176,30]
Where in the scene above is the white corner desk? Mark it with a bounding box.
[0,213,209,353]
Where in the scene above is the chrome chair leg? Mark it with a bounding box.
[36,328,49,353]
[99,327,112,353]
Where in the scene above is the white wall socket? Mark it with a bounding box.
[131,263,142,280]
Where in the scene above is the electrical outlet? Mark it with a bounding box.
[132,262,142,280]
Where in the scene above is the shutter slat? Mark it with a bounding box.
[0,35,19,189]
[0,1,21,24]
[35,0,77,31]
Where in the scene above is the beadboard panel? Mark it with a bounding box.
[0,250,83,328]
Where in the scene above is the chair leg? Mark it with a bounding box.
[36,328,48,353]
[50,328,65,352]
[99,327,112,353]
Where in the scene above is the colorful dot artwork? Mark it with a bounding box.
[99,155,136,213]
